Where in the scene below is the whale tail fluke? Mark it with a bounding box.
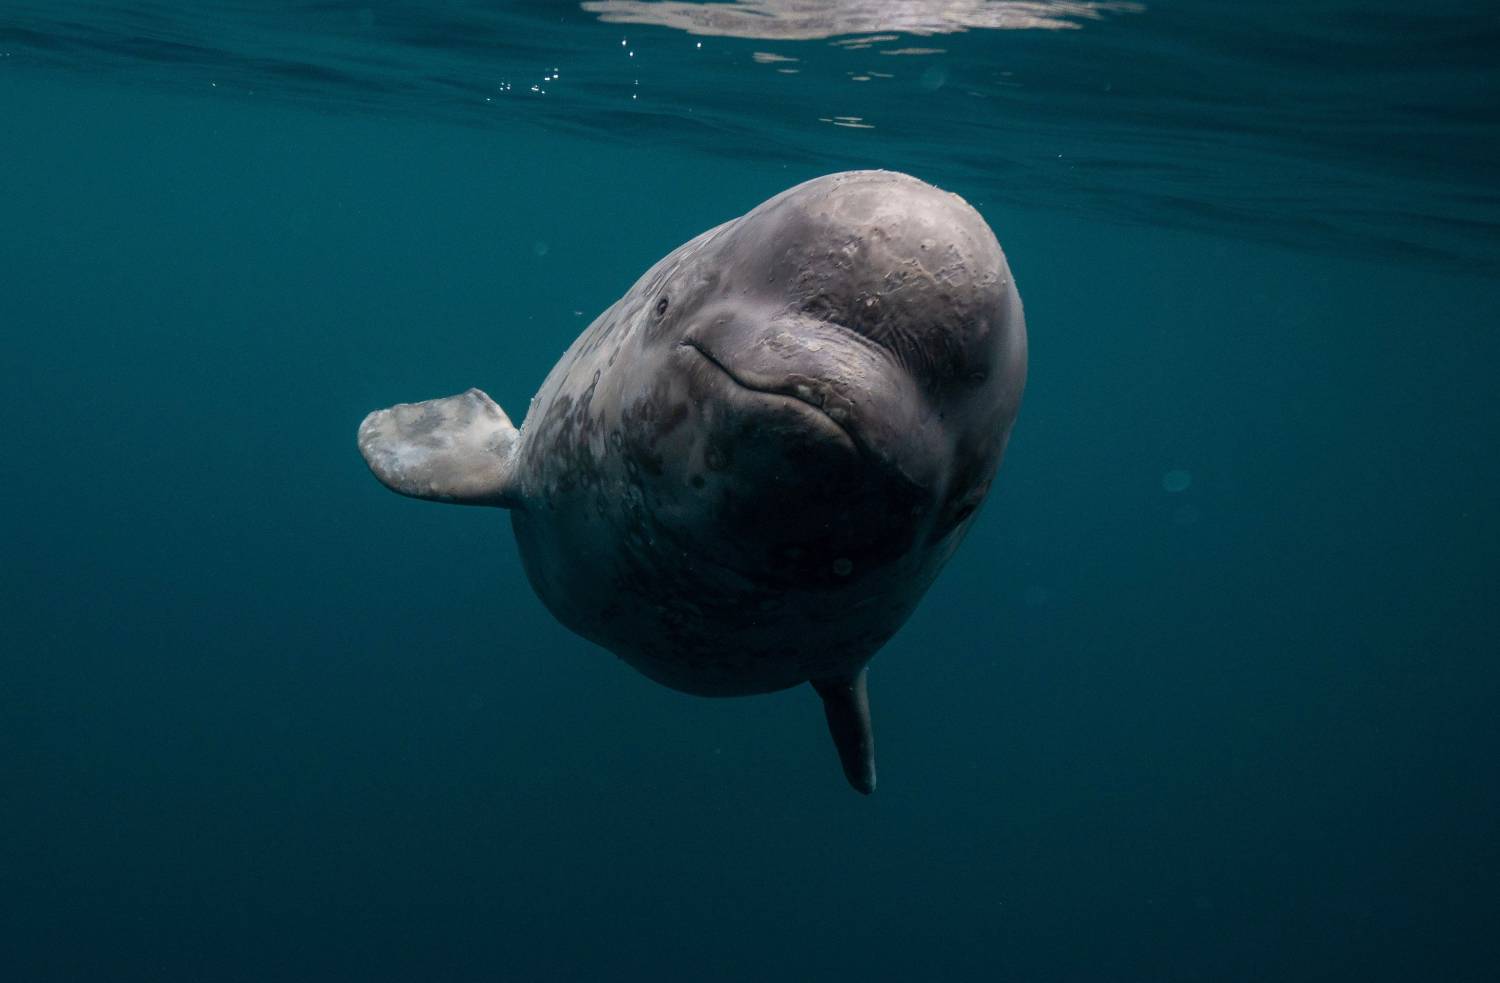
[358,388,522,508]
[812,669,876,795]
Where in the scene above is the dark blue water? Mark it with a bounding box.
[4,3,1498,981]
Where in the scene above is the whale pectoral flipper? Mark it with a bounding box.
[812,670,876,794]
[358,388,521,507]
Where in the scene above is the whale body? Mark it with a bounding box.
[358,170,1027,792]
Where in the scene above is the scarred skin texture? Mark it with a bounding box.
[506,170,1027,696]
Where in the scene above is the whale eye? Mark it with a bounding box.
[655,296,670,317]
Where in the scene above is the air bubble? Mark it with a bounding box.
[1162,468,1192,493]
[919,65,948,92]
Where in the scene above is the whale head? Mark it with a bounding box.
[621,171,1027,593]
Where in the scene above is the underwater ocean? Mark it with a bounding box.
[4,2,1498,980]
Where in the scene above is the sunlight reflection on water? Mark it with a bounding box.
[581,0,1145,40]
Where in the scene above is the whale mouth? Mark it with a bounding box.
[679,339,861,450]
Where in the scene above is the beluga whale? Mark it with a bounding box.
[358,170,1027,793]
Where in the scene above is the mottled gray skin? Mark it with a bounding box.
[359,170,1027,791]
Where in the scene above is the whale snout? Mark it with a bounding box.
[685,169,1024,456]
[658,170,1027,583]
[684,309,947,495]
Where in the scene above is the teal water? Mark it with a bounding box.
[3,3,1498,980]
